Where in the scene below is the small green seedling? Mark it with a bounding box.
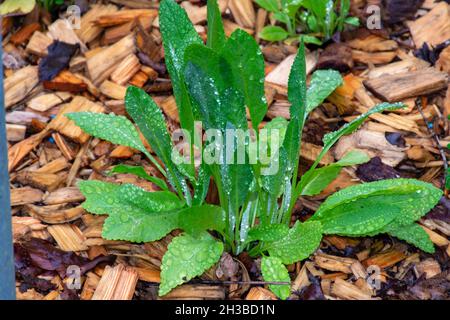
[255,0,359,45]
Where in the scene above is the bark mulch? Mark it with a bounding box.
[4,0,450,300]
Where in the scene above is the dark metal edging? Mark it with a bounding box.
[0,20,16,300]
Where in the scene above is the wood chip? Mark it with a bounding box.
[4,66,39,109]
[87,34,136,85]
[92,264,138,300]
[49,96,105,143]
[364,67,448,102]
[28,92,72,112]
[330,278,373,300]
[48,224,88,251]
[407,2,450,47]
[10,187,44,206]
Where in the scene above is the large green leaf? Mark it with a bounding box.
[267,221,323,264]
[247,224,289,243]
[178,205,226,234]
[311,179,443,236]
[386,223,435,254]
[221,29,268,129]
[206,0,226,50]
[125,86,189,201]
[66,112,149,157]
[261,256,291,300]
[159,232,223,296]
[79,181,185,242]
[159,0,202,134]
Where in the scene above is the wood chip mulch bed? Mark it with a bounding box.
[4,0,450,300]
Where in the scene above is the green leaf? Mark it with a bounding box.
[283,42,307,176]
[108,164,169,191]
[66,112,149,156]
[221,29,268,129]
[125,86,189,201]
[306,69,343,115]
[102,207,180,243]
[159,232,223,296]
[247,224,289,243]
[299,150,369,196]
[79,181,185,242]
[160,0,202,135]
[178,205,225,234]
[386,223,435,254]
[0,0,36,15]
[344,16,360,26]
[254,0,280,13]
[301,35,323,45]
[323,103,405,147]
[296,102,405,197]
[267,221,323,264]
[78,180,121,215]
[261,256,291,300]
[259,26,289,41]
[207,0,226,50]
[311,179,443,236]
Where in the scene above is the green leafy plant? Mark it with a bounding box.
[68,0,442,299]
[255,0,360,45]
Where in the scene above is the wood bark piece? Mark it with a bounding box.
[160,284,226,300]
[48,19,87,52]
[10,23,41,46]
[134,267,161,283]
[94,9,158,27]
[34,157,69,174]
[48,224,87,251]
[43,187,85,205]
[229,0,255,29]
[87,34,136,85]
[352,50,397,65]
[437,46,450,75]
[246,287,277,300]
[266,52,317,87]
[92,264,138,300]
[347,35,398,52]
[27,92,72,112]
[367,57,430,79]
[99,80,127,100]
[364,67,448,102]
[26,31,53,57]
[110,54,141,85]
[407,2,450,47]
[76,4,118,43]
[15,171,65,192]
[314,253,358,274]
[25,204,85,224]
[43,71,88,93]
[8,129,50,172]
[415,259,441,279]
[159,96,179,123]
[4,66,39,109]
[181,0,229,25]
[10,187,44,206]
[330,278,373,300]
[49,96,105,143]
[363,249,407,269]
[6,124,26,142]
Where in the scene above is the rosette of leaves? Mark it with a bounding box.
[68,0,442,299]
[255,0,359,45]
